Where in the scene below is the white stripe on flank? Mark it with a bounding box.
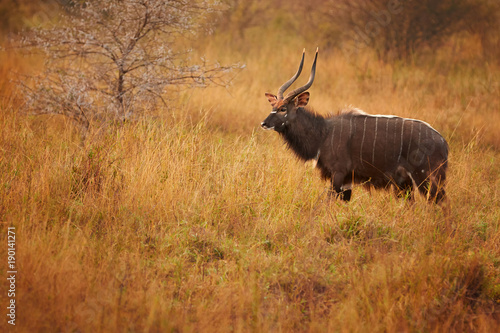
[384,117,389,164]
[331,122,335,156]
[367,114,440,135]
[337,118,344,153]
[360,117,367,165]
[407,120,414,158]
[393,118,398,161]
[398,119,405,163]
[418,122,422,150]
[372,117,378,164]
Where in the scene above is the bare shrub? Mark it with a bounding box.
[312,0,499,62]
[17,0,241,132]
[210,0,498,63]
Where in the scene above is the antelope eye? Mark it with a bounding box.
[280,107,287,112]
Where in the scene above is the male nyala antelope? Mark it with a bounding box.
[261,49,448,203]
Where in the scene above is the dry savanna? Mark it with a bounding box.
[0,0,499,332]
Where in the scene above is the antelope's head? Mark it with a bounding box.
[261,48,318,132]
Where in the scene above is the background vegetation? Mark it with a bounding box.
[1,0,499,331]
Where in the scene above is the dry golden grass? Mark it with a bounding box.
[0,26,499,332]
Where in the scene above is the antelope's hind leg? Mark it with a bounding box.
[394,178,414,201]
[394,167,414,201]
[421,180,446,204]
[413,169,447,204]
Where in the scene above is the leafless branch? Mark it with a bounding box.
[15,0,242,132]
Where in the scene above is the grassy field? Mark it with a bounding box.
[1,11,500,332]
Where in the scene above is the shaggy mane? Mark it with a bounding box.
[339,106,367,116]
[324,106,367,118]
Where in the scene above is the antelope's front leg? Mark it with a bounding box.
[329,173,351,202]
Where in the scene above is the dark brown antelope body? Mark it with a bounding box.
[261,49,448,203]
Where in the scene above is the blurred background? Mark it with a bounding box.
[1,0,499,146]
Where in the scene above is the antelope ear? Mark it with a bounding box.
[265,93,278,107]
[295,92,310,107]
